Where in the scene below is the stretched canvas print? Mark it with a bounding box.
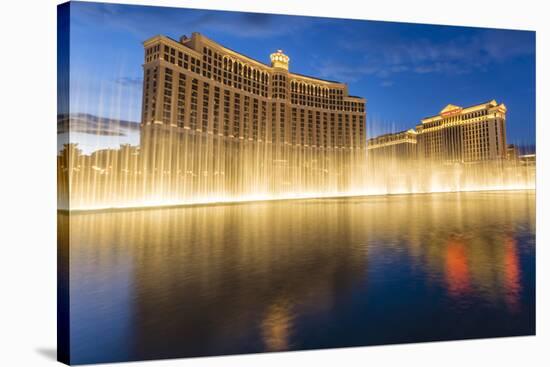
[57,1,536,365]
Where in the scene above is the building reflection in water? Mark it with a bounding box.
[63,191,535,364]
[503,235,521,312]
[445,236,471,298]
[261,298,294,352]
[441,231,523,309]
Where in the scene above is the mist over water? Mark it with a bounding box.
[58,127,535,211]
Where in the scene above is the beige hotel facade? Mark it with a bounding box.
[368,100,508,163]
[367,129,418,162]
[141,32,366,148]
[138,32,368,198]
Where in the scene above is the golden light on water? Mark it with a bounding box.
[445,236,471,297]
[261,299,294,352]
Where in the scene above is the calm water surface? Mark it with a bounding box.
[61,191,536,364]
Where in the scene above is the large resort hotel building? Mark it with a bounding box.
[141,32,366,147]
[139,32,367,198]
[367,129,418,162]
[368,100,508,163]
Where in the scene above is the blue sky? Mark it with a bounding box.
[66,1,536,151]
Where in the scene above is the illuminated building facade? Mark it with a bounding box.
[141,32,366,147]
[138,32,367,202]
[416,100,507,162]
[506,144,520,161]
[367,129,417,161]
[518,154,536,166]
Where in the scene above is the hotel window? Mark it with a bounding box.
[260,101,267,141]
[352,115,357,147]
[345,114,351,146]
[169,48,175,64]
[201,82,210,132]
[243,96,250,139]
[150,67,158,120]
[279,103,285,143]
[252,99,259,140]
[177,73,186,128]
[213,87,220,135]
[291,108,297,144]
[315,111,321,146]
[323,112,329,147]
[183,54,189,69]
[271,102,277,142]
[337,114,343,147]
[190,79,198,130]
[300,109,305,145]
[162,69,173,124]
[234,93,241,137]
[330,114,336,147]
[223,90,230,136]
[307,110,313,146]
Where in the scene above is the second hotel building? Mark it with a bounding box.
[140,33,367,201]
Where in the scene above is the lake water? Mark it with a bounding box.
[60,191,536,364]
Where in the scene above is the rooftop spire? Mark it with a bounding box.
[270,50,289,70]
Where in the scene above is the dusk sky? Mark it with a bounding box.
[67,1,536,152]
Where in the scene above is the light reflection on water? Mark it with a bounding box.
[61,191,535,364]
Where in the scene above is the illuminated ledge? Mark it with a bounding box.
[59,187,535,214]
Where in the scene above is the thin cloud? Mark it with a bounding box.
[114,76,143,88]
[58,113,140,137]
[316,62,381,83]
[72,2,315,40]
[184,12,310,38]
[318,29,534,81]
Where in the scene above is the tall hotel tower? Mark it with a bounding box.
[416,100,507,162]
[139,33,367,202]
[368,100,507,164]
